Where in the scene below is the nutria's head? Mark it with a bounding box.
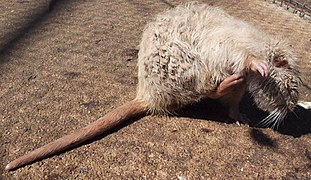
[248,45,301,128]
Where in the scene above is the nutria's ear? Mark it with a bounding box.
[272,55,288,68]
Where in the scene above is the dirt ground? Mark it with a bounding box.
[1,0,310,179]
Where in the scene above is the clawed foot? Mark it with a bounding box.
[227,112,251,126]
[247,56,270,77]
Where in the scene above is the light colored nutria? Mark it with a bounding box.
[5,2,300,171]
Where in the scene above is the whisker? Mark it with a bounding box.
[257,108,288,129]
[271,111,281,129]
[257,110,276,127]
[292,109,300,120]
[271,108,287,130]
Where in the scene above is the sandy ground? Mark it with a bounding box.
[1,0,310,179]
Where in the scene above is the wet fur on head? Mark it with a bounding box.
[248,42,301,128]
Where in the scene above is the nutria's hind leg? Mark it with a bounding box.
[219,80,250,125]
[207,73,250,125]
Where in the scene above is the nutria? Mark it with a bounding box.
[5,2,300,171]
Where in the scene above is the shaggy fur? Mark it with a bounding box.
[136,2,300,119]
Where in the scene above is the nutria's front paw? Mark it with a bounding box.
[247,56,270,77]
[208,73,245,99]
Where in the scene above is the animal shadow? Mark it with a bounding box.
[176,92,311,137]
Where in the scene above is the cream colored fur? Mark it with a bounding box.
[136,2,298,113]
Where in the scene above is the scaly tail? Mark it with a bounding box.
[5,99,147,171]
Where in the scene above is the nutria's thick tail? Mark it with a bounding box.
[5,99,147,171]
